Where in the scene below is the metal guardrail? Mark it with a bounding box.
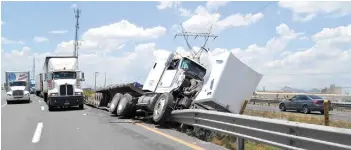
[170,109,351,150]
[249,99,351,108]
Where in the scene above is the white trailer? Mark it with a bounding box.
[5,71,31,104]
[41,56,85,111]
[91,50,262,125]
[35,73,43,97]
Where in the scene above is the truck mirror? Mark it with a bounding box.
[165,53,175,66]
[80,72,85,81]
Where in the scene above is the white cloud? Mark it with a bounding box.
[206,1,229,11]
[33,36,49,43]
[1,43,170,88]
[48,30,68,34]
[175,6,264,33]
[55,20,167,54]
[279,1,351,22]
[156,1,179,10]
[71,4,77,9]
[212,24,351,90]
[1,37,25,45]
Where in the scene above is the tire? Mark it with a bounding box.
[116,93,135,117]
[279,103,286,111]
[79,104,84,110]
[153,92,174,125]
[44,93,48,103]
[48,105,54,111]
[320,110,324,115]
[303,105,310,114]
[109,93,123,114]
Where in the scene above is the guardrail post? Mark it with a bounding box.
[239,100,249,115]
[236,137,245,150]
[324,100,329,126]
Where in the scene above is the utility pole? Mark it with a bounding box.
[94,72,99,90]
[104,72,106,87]
[32,56,35,80]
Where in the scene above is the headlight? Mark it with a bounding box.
[75,92,82,95]
[50,93,58,96]
[7,94,12,96]
[25,93,30,96]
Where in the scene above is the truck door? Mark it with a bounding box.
[158,59,180,88]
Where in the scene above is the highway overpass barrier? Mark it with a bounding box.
[170,109,351,150]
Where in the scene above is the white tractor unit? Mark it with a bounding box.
[5,71,31,104]
[39,56,85,111]
[92,50,262,124]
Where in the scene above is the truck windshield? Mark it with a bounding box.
[180,58,206,78]
[53,72,76,79]
[10,81,27,86]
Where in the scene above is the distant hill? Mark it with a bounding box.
[281,86,321,93]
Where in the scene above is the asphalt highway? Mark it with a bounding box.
[1,91,226,150]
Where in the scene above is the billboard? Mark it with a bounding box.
[8,72,29,82]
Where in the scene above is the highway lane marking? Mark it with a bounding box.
[32,122,43,143]
[1,104,7,107]
[41,106,44,111]
[135,123,205,150]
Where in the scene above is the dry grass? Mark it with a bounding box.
[83,90,95,97]
[209,109,351,150]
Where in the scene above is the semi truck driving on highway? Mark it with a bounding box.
[5,71,31,104]
[37,56,85,111]
[91,50,262,125]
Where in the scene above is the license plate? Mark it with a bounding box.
[64,101,70,105]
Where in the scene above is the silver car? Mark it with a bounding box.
[279,94,332,114]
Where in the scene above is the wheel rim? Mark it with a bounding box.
[154,97,166,119]
[280,105,284,110]
[304,107,308,113]
[118,97,127,112]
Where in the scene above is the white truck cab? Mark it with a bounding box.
[5,71,31,104]
[41,56,85,111]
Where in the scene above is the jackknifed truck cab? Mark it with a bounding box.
[5,71,31,104]
[41,56,85,111]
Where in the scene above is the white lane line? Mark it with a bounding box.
[41,106,44,111]
[32,122,43,143]
[1,104,7,107]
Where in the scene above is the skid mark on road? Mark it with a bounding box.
[135,123,205,150]
[32,122,43,143]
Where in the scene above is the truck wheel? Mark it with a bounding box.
[117,93,135,117]
[44,93,48,103]
[48,105,54,111]
[79,104,84,110]
[153,92,174,125]
[109,93,123,114]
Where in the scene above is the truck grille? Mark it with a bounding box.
[13,90,24,97]
[60,85,74,96]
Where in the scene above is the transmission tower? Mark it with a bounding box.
[73,8,81,57]
[174,24,218,62]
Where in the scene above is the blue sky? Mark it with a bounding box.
[2,1,351,92]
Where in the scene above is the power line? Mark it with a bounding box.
[243,1,274,21]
